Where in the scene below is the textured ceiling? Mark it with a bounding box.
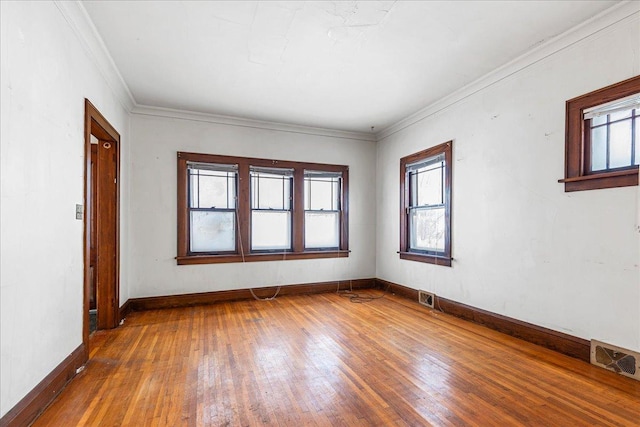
[83,0,619,133]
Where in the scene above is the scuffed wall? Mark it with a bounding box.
[0,1,131,417]
[376,12,640,351]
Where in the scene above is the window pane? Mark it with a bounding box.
[252,173,291,210]
[410,207,445,252]
[609,119,632,168]
[610,109,632,122]
[305,212,339,249]
[306,177,339,210]
[190,211,235,252]
[591,115,607,126]
[411,163,443,207]
[190,170,235,209]
[590,126,607,171]
[251,211,291,250]
[419,165,443,206]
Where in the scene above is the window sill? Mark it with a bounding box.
[177,250,350,265]
[558,167,638,192]
[399,252,452,267]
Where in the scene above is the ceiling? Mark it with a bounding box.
[83,0,619,134]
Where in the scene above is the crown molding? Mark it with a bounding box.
[55,0,637,143]
[52,0,372,141]
[54,1,136,111]
[377,1,640,142]
[131,105,377,142]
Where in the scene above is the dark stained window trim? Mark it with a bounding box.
[399,141,452,267]
[176,250,350,265]
[177,152,349,265]
[560,75,640,192]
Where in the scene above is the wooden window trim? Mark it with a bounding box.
[560,75,640,192]
[399,141,452,267]
[177,152,349,265]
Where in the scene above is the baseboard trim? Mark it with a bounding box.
[129,278,376,311]
[376,278,420,301]
[375,278,590,362]
[4,276,589,425]
[0,344,86,427]
[119,299,132,322]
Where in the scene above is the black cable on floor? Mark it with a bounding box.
[337,283,391,303]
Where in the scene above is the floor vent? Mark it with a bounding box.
[418,291,435,308]
[590,340,640,381]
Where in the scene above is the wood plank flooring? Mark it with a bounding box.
[33,292,640,426]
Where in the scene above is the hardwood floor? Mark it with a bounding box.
[34,292,640,426]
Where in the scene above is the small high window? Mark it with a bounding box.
[399,141,452,266]
[560,76,640,191]
[585,96,639,172]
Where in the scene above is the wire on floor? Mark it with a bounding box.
[336,280,391,303]
[249,286,281,301]
[236,208,283,301]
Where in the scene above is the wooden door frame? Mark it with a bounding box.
[83,99,121,354]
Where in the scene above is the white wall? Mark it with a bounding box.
[0,1,131,417]
[1,0,639,421]
[377,12,640,351]
[129,112,376,298]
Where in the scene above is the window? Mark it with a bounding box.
[304,170,342,249]
[250,167,293,251]
[187,162,237,253]
[399,141,452,266]
[177,152,348,265]
[587,98,639,172]
[560,75,640,192]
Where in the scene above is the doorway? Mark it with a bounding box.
[84,99,120,351]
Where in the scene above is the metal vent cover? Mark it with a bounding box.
[418,291,435,308]
[590,340,640,381]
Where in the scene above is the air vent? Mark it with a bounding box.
[418,291,435,308]
[590,340,640,381]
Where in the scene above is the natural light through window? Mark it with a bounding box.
[408,154,445,253]
[188,162,237,253]
[177,152,349,264]
[304,171,342,249]
[586,94,639,172]
[561,77,639,192]
[250,167,293,251]
[399,141,452,266]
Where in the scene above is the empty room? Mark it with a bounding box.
[1,1,640,426]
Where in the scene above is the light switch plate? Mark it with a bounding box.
[75,204,83,220]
